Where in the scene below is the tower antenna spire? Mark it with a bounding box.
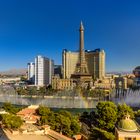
[78,21,88,74]
[71,22,92,87]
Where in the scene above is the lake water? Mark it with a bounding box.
[0,85,99,108]
[0,85,140,109]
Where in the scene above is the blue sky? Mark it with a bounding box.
[0,0,140,72]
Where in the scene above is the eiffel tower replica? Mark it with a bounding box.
[71,22,93,86]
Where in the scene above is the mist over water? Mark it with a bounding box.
[0,85,140,108]
[0,86,98,108]
[111,89,140,107]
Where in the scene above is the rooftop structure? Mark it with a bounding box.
[17,105,40,124]
[115,113,140,140]
[118,114,138,132]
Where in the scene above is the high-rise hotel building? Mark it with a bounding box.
[27,62,35,84]
[62,48,105,80]
[85,49,105,79]
[62,50,79,79]
[35,55,54,86]
[52,22,106,90]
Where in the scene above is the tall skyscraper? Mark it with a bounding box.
[35,55,54,86]
[27,62,35,84]
[85,49,105,79]
[46,58,54,85]
[62,49,79,79]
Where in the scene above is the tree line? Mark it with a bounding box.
[1,101,140,139]
[80,102,136,140]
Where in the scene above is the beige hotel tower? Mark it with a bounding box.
[52,22,105,90]
[62,22,105,80]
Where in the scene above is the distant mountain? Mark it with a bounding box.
[107,71,132,75]
[0,69,132,76]
[0,68,27,76]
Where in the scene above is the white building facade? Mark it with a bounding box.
[27,62,35,84]
[35,55,54,87]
